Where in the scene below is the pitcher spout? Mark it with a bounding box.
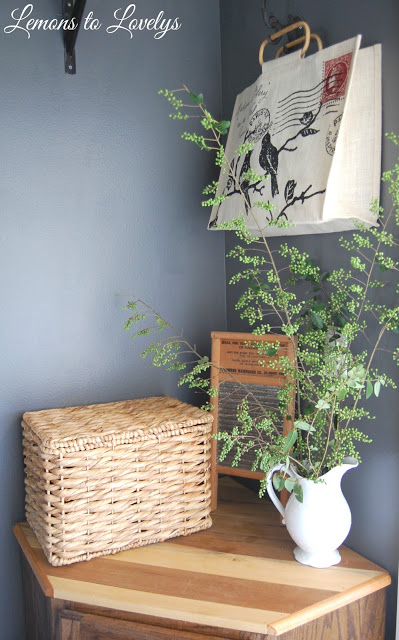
[323,457,358,483]
[342,456,359,469]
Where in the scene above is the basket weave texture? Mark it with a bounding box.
[22,396,213,566]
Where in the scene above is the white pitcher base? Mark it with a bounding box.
[293,546,341,568]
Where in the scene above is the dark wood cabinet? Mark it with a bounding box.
[56,608,227,640]
[16,478,390,640]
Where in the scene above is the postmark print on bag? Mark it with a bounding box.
[245,109,271,143]
[326,113,343,156]
[322,53,353,103]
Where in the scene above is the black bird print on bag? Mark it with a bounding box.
[259,133,279,197]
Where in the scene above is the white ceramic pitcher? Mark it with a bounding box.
[266,459,358,568]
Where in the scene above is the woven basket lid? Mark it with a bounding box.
[22,396,213,453]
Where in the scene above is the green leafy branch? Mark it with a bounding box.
[124,90,399,500]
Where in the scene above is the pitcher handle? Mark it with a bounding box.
[266,463,296,521]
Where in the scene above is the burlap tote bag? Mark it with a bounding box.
[208,36,382,236]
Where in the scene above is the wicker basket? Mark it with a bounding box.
[22,396,213,566]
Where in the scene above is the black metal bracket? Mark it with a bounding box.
[261,1,304,47]
[63,0,87,74]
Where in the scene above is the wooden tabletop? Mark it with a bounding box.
[14,478,390,638]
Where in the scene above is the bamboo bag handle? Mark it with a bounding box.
[259,21,311,65]
[276,33,323,58]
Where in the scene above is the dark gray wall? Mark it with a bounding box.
[219,1,399,638]
[0,1,225,638]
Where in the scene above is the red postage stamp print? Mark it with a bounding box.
[322,53,353,103]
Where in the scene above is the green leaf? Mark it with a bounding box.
[312,302,327,312]
[195,138,210,151]
[366,380,373,399]
[284,477,295,492]
[320,272,330,281]
[374,381,381,397]
[273,474,285,492]
[335,313,347,328]
[328,333,341,342]
[282,429,297,454]
[215,120,231,135]
[189,91,204,105]
[311,312,323,329]
[156,316,166,327]
[294,420,316,433]
[316,399,331,410]
[303,405,315,416]
[265,347,278,356]
[293,483,303,503]
[336,387,347,401]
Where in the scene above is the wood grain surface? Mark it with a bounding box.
[15,477,390,638]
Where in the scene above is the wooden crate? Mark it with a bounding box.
[22,396,213,566]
